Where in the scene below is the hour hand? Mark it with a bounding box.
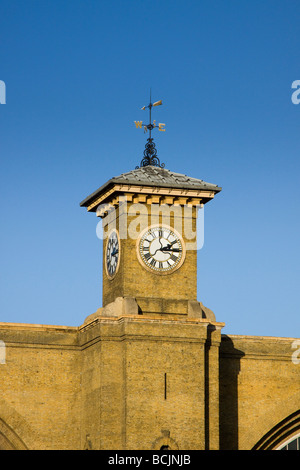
[161,245,181,252]
[163,240,178,250]
[111,248,119,257]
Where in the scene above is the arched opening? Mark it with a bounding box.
[276,433,300,450]
[252,410,300,450]
[0,432,16,450]
[0,418,28,450]
[152,430,179,450]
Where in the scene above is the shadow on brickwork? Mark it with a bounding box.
[219,335,245,450]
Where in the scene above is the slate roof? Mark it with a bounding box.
[80,165,221,207]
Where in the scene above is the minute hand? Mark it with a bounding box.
[161,246,181,252]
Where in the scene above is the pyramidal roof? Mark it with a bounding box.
[111,165,221,190]
[80,165,221,208]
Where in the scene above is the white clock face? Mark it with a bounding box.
[137,226,185,274]
[105,230,120,279]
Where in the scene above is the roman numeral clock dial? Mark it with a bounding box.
[105,229,120,279]
[137,226,186,275]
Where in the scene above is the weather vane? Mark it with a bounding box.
[134,90,165,168]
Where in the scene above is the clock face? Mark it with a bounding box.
[137,226,185,274]
[105,229,120,279]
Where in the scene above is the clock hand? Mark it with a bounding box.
[151,246,182,256]
[161,247,182,252]
[151,239,181,255]
[111,248,119,257]
[161,240,178,250]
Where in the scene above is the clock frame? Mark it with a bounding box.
[136,224,186,275]
[105,229,121,280]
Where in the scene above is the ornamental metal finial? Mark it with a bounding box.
[134,90,165,169]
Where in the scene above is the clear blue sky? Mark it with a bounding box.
[1,0,299,338]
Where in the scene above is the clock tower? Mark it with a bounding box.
[80,164,221,318]
[79,98,225,450]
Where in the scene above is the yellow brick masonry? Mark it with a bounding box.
[0,317,298,450]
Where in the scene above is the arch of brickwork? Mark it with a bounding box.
[0,418,28,450]
[252,409,300,450]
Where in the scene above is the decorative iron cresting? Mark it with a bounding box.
[139,137,165,168]
[134,91,165,169]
